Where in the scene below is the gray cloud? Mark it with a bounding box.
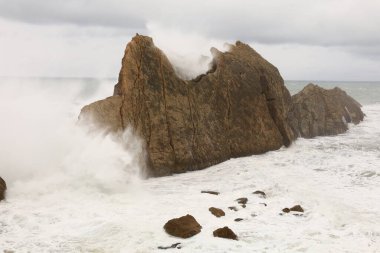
[0,0,145,29]
[0,0,379,80]
[1,0,379,47]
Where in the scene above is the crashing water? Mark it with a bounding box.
[0,78,379,252]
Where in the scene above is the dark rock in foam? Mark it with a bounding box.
[163,214,202,238]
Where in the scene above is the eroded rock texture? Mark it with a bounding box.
[289,83,364,138]
[80,34,295,176]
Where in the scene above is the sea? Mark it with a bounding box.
[0,77,379,252]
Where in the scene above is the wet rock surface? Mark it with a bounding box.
[164,215,202,238]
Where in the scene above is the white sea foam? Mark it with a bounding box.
[0,79,379,252]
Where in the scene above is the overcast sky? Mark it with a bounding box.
[0,0,379,81]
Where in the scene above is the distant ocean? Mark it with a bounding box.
[286,80,380,105]
[0,77,379,252]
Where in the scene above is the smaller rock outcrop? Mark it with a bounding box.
[289,83,364,138]
[234,218,244,222]
[0,177,6,201]
[209,207,225,217]
[164,215,202,238]
[213,226,238,240]
[228,206,238,211]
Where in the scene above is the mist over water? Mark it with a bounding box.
[0,77,143,197]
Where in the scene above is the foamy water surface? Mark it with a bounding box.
[0,78,379,252]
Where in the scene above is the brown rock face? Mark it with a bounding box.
[0,177,6,201]
[213,226,238,240]
[80,35,295,176]
[163,214,202,238]
[289,83,364,138]
[209,207,225,217]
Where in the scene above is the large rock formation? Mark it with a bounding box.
[80,34,295,176]
[289,84,364,138]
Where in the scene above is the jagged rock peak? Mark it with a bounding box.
[79,35,306,176]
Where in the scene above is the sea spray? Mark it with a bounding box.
[0,78,144,198]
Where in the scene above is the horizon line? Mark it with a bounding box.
[0,75,379,83]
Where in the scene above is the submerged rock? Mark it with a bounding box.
[283,205,304,213]
[164,214,202,238]
[201,190,220,195]
[158,243,181,250]
[236,197,248,205]
[290,205,304,212]
[252,190,266,198]
[80,34,295,176]
[209,207,225,217]
[0,177,6,201]
[213,226,238,240]
[289,83,364,138]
